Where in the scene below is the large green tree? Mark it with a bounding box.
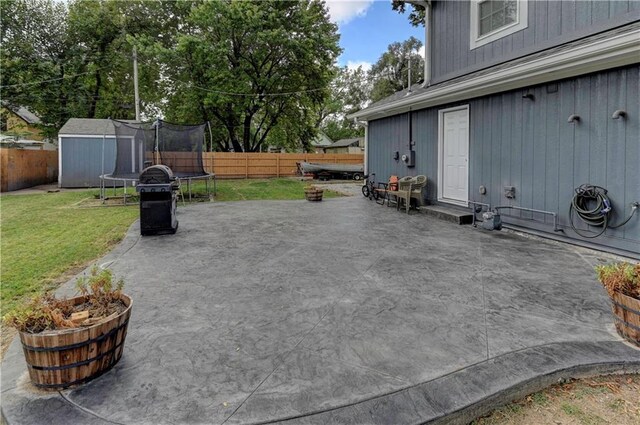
[1,0,77,132]
[163,0,341,152]
[369,36,424,103]
[391,1,426,27]
[1,0,172,133]
[2,0,341,150]
[320,65,369,142]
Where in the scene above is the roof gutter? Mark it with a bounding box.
[348,26,640,121]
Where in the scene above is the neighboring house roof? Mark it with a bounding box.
[2,104,42,125]
[350,23,640,121]
[59,118,137,136]
[326,137,363,149]
[311,131,333,147]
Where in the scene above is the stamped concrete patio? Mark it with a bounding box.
[2,196,639,424]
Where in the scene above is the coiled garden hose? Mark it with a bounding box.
[569,184,638,238]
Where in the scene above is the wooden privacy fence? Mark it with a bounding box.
[202,153,364,179]
[1,148,58,192]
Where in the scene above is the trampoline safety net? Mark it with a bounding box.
[157,121,207,178]
[112,120,156,179]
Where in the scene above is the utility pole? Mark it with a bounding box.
[133,46,140,121]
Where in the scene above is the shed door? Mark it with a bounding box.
[439,106,469,206]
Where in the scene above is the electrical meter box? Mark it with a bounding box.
[401,151,415,167]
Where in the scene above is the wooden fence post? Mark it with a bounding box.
[276,155,280,178]
[245,154,249,179]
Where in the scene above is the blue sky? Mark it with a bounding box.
[326,0,425,71]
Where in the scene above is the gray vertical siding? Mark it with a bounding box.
[368,114,410,184]
[60,137,117,187]
[431,0,640,84]
[367,65,640,255]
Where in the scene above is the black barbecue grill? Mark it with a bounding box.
[136,165,179,235]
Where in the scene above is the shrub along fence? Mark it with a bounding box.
[202,153,363,179]
[0,148,58,192]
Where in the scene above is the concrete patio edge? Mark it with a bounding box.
[267,341,640,425]
[3,341,638,425]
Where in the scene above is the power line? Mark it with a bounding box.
[0,67,111,89]
[186,82,327,97]
[2,62,398,96]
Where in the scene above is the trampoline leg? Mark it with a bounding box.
[178,178,186,206]
[188,179,192,202]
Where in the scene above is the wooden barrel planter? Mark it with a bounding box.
[610,291,640,347]
[18,294,133,390]
[304,188,324,202]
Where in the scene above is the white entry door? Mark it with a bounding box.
[438,106,469,206]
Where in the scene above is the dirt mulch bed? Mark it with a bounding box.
[473,373,640,425]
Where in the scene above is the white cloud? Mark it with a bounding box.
[325,0,374,25]
[346,60,372,72]
[418,45,425,59]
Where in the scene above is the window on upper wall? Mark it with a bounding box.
[470,0,528,49]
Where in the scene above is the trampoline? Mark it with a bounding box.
[100,119,216,204]
[156,120,215,201]
[100,120,155,204]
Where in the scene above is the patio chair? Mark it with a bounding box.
[385,176,411,209]
[374,175,399,206]
[396,175,427,213]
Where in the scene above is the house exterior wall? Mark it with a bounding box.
[368,113,410,182]
[0,108,44,141]
[59,136,117,187]
[431,0,640,84]
[368,65,639,255]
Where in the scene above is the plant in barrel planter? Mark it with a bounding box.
[3,267,133,389]
[304,185,324,202]
[595,262,640,347]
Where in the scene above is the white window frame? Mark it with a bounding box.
[470,0,528,50]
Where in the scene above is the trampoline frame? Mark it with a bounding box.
[178,173,217,203]
[99,173,139,205]
[99,119,216,204]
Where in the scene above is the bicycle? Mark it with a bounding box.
[361,173,379,201]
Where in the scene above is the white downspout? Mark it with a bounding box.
[363,122,369,175]
[424,1,432,87]
[354,119,369,175]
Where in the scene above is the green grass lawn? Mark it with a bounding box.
[1,191,138,316]
[201,178,339,201]
[0,178,340,317]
